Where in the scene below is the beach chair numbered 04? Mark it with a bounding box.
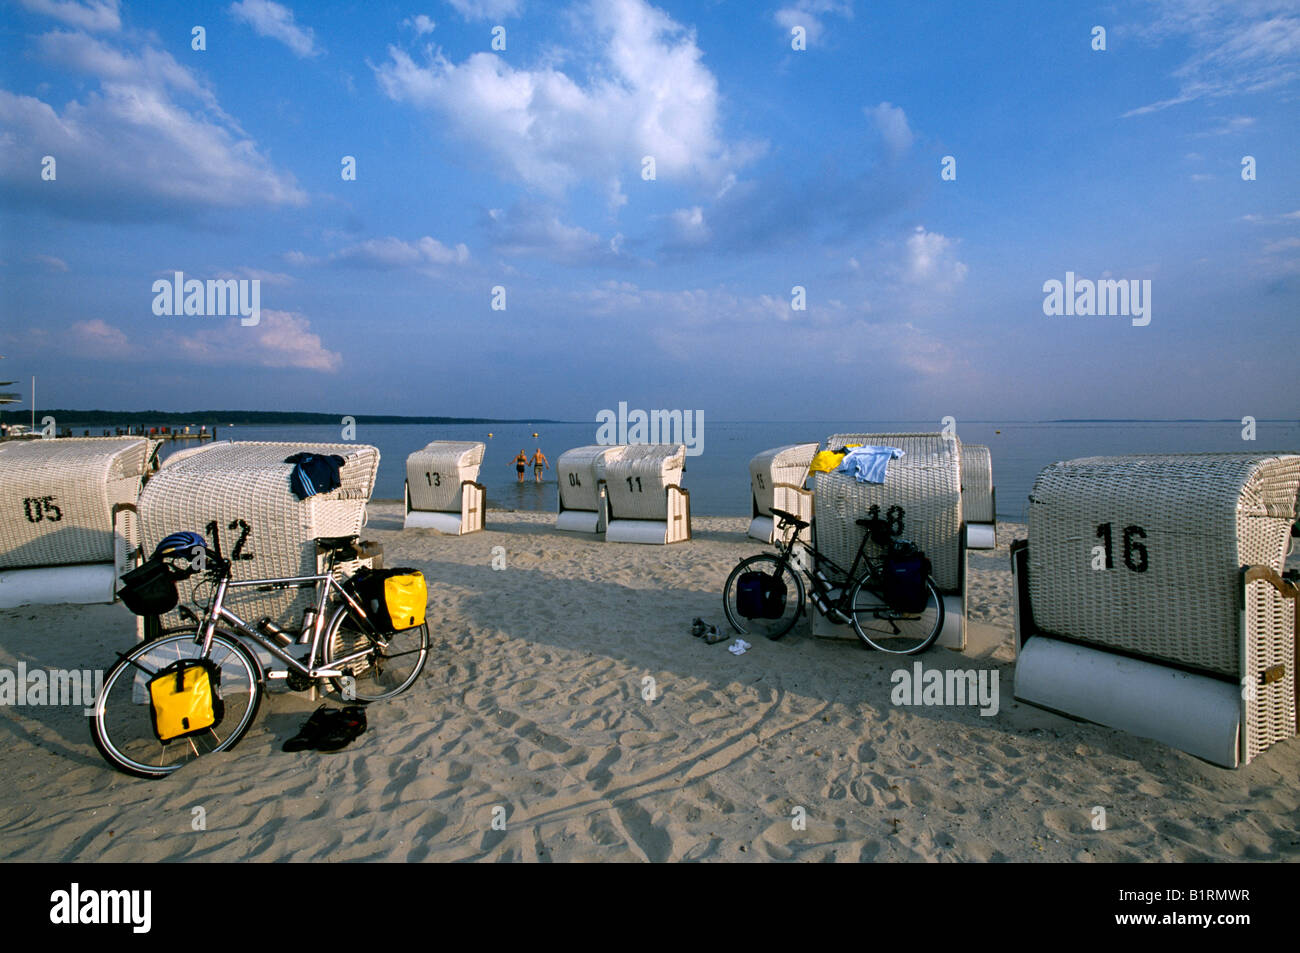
[90,528,429,780]
[721,507,944,654]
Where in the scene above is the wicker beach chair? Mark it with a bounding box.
[137,441,380,634]
[1014,452,1300,766]
[961,443,997,549]
[404,441,486,534]
[603,444,691,544]
[747,443,818,543]
[0,437,158,606]
[808,432,965,649]
[556,445,623,533]
[815,433,963,591]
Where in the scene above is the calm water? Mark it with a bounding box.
[134,419,1300,521]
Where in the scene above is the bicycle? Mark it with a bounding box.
[721,508,945,654]
[91,530,429,779]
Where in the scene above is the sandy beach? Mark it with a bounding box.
[1,502,1298,863]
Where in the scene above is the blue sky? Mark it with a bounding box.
[1,0,1296,422]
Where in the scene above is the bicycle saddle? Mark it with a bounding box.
[315,535,360,553]
[770,508,809,529]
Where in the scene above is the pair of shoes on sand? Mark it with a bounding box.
[691,617,728,644]
[283,705,367,752]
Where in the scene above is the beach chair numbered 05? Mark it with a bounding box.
[90,527,429,780]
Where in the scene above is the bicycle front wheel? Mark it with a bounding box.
[323,606,429,702]
[722,554,805,640]
[848,574,944,654]
[91,631,262,779]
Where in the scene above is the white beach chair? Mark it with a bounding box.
[603,445,691,544]
[1012,452,1300,767]
[961,443,997,550]
[0,437,158,607]
[555,445,623,533]
[403,441,486,534]
[747,443,818,543]
[810,432,966,649]
[136,441,380,637]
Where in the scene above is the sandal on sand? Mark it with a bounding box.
[283,706,342,752]
[282,706,366,752]
[691,617,708,637]
[702,624,728,645]
[313,706,367,753]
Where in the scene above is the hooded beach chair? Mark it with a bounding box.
[555,444,624,533]
[404,441,486,534]
[1012,452,1300,767]
[603,444,691,544]
[0,437,159,607]
[746,443,818,543]
[136,440,380,638]
[810,432,966,649]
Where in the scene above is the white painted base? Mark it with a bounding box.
[0,563,117,608]
[404,510,467,534]
[606,519,672,544]
[747,515,773,542]
[966,523,997,550]
[1014,636,1241,768]
[557,510,602,533]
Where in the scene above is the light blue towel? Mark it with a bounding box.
[835,445,904,484]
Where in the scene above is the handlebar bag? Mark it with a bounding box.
[117,555,179,617]
[147,658,223,743]
[349,568,427,632]
[737,570,787,619]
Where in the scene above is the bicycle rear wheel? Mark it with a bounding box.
[722,554,805,640]
[848,574,944,654]
[323,606,428,701]
[91,631,261,779]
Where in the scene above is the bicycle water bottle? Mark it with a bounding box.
[298,608,317,643]
[257,617,293,646]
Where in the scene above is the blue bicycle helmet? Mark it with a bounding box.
[153,531,208,560]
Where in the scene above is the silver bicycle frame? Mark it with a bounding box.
[197,569,378,679]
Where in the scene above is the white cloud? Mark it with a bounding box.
[484,203,621,264]
[446,0,522,21]
[773,0,852,46]
[903,226,968,291]
[404,14,437,35]
[1123,2,1300,115]
[16,0,119,32]
[30,254,69,272]
[166,310,342,371]
[229,0,321,58]
[374,0,758,196]
[0,31,305,219]
[328,235,470,269]
[866,101,913,158]
[668,205,709,245]
[70,318,129,355]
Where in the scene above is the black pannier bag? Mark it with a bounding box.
[736,570,787,619]
[881,543,931,614]
[117,555,180,616]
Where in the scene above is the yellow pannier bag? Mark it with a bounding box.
[383,572,427,631]
[809,445,861,474]
[147,659,223,742]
